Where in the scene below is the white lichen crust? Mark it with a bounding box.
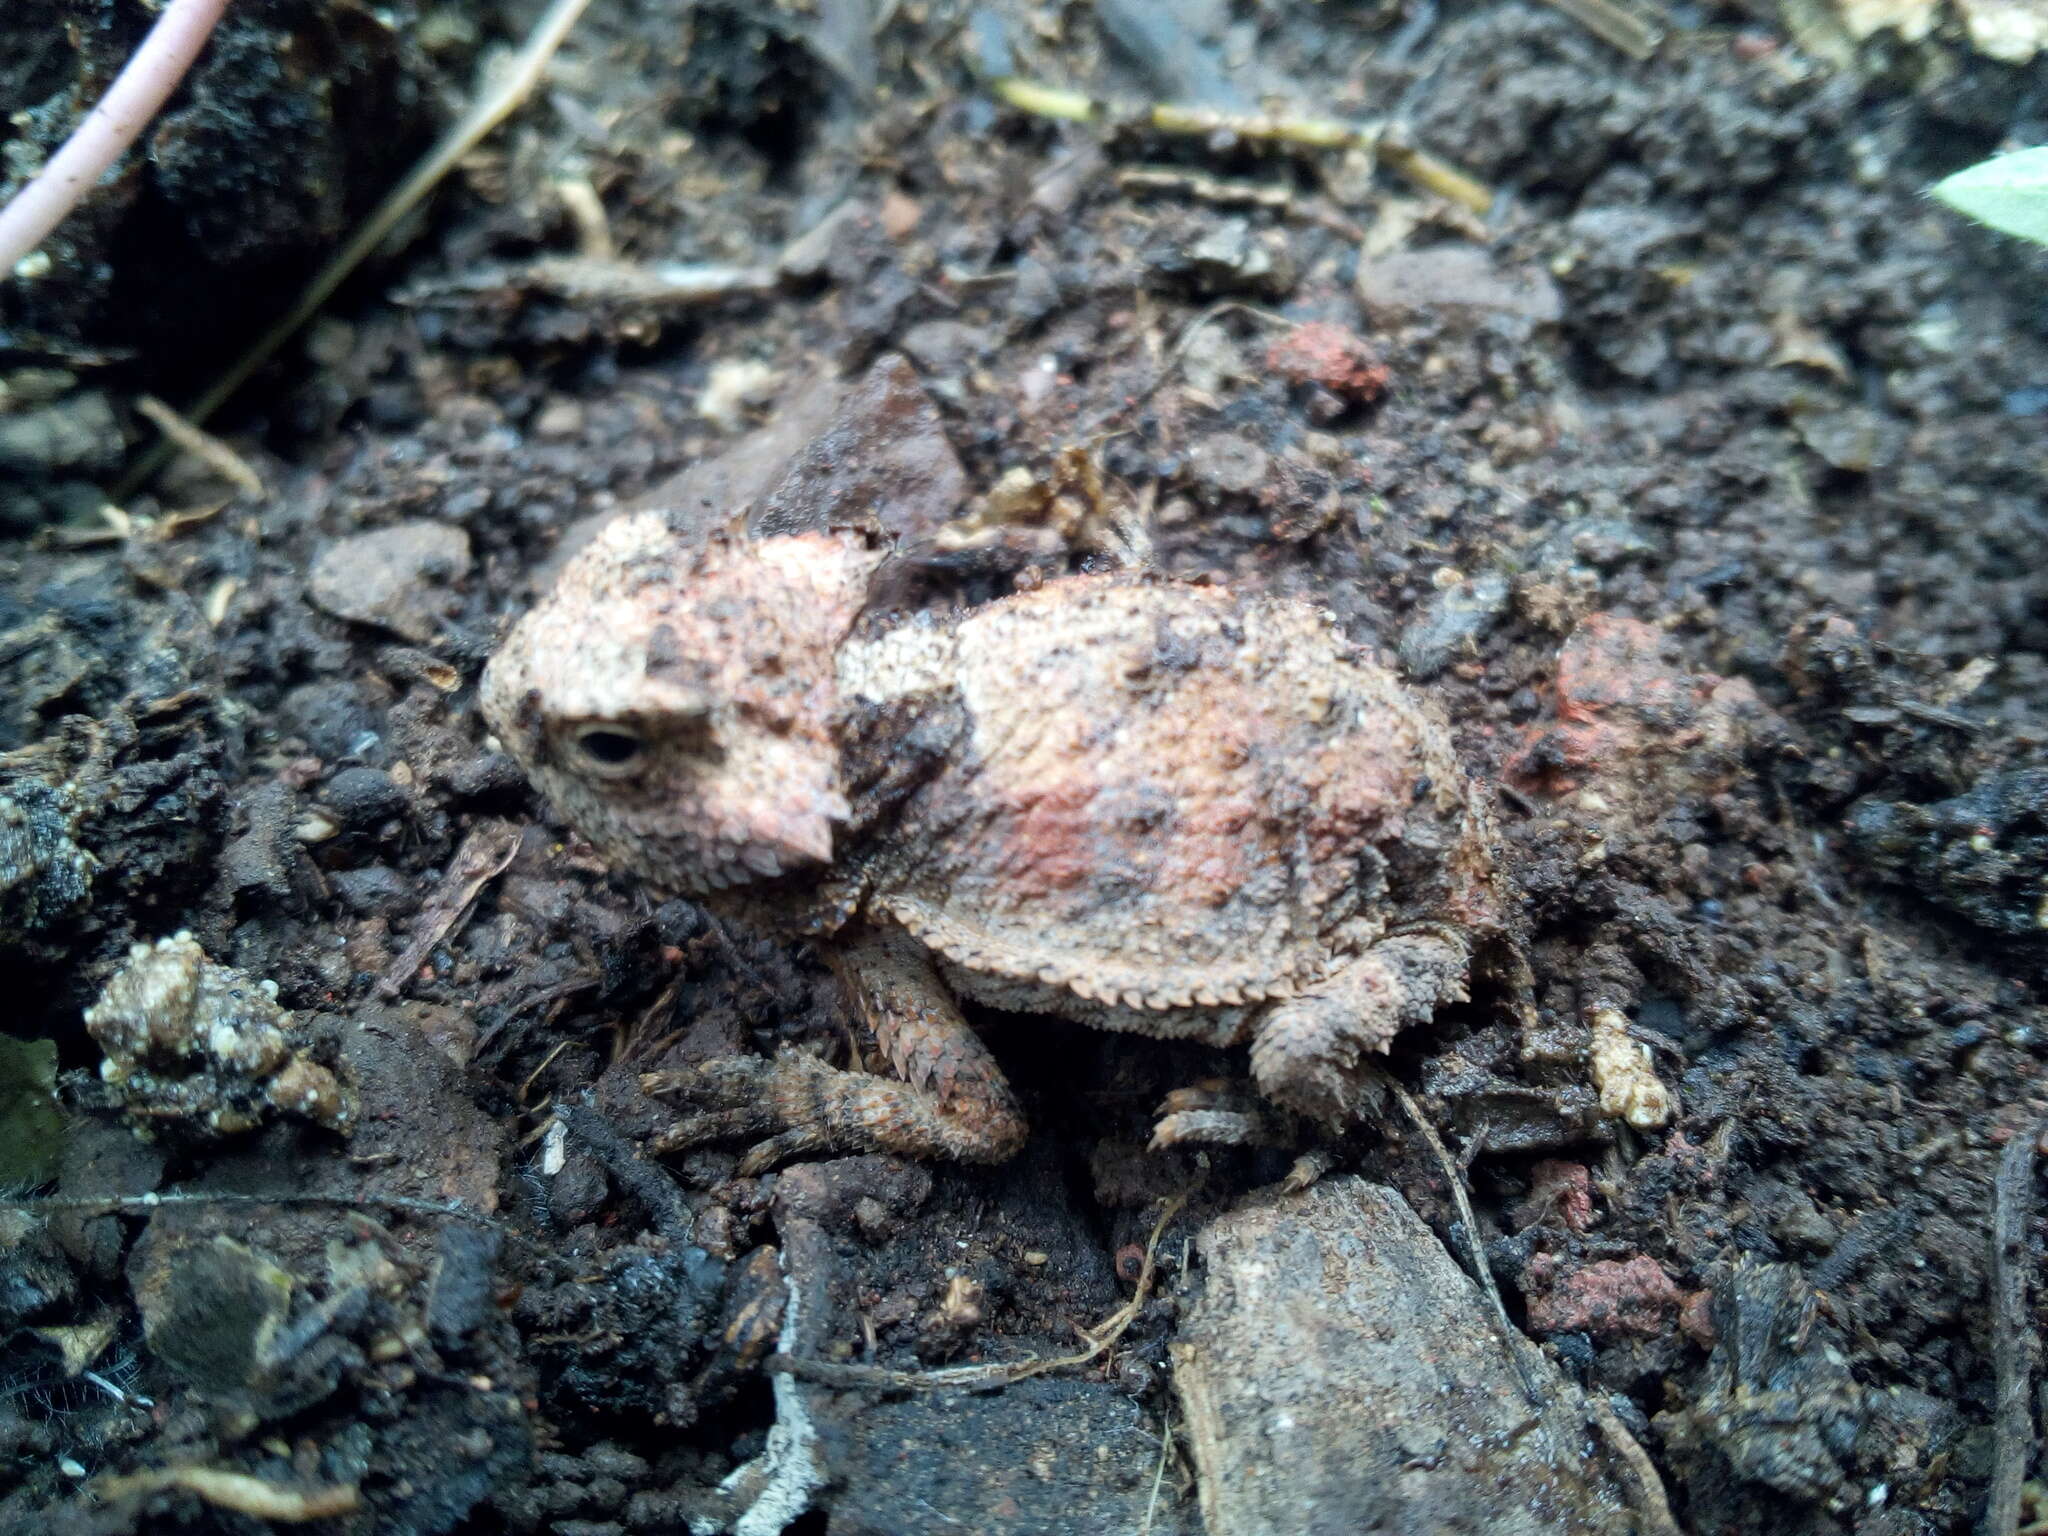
[1586,1004,1672,1130]
[85,933,354,1137]
[0,773,97,934]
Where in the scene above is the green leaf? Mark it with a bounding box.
[0,1035,65,1190]
[1930,146,2048,247]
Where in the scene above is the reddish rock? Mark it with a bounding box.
[1514,1159,1595,1233]
[1524,1254,1685,1338]
[1678,1287,1717,1348]
[1264,322,1390,403]
[1507,613,1767,795]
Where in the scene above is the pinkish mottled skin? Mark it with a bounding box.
[483,515,1509,1170]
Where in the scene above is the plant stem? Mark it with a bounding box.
[0,0,232,274]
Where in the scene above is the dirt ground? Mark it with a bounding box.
[3,0,2046,1532]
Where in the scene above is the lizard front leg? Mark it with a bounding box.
[1248,926,1472,1126]
[642,924,1026,1173]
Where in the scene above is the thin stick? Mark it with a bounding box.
[1389,1076,1683,1532]
[1385,1075,1546,1406]
[1986,1116,2046,1536]
[179,0,597,432]
[1139,1412,1176,1536]
[0,1189,502,1226]
[1584,1393,1685,1536]
[0,0,232,272]
[769,1194,1186,1392]
[1078,298,1291,438]
[94,1466,359,1522]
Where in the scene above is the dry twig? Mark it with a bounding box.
[134,395,263,496]
[988,75,1493,215]
[1138,1411,1180,1536]
[187,0,597,426]
[1532,0,1666,59]
[377,818,524,999]
[94,1466,358,1523]
[1583,1393,1686,1536]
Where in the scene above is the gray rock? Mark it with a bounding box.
[427,1224,504,1348]
[321,765,409,829]
[1171,1179,1674,1536]
[329,863,416,917]
[1357,246,1564,327]
[131,1235,294,1397]
[1188,432,1273,498]
[0,390,120,474]
[308,521,473,643]
[1398,571,1511,679]
[1795,406,1898,473]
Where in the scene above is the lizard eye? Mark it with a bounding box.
[571,724,645,776]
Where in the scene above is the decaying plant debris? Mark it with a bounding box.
[2,0,2046,1532]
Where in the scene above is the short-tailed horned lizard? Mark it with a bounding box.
[483,514,1510,1170]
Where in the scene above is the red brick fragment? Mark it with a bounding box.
[1264,322,1390,403]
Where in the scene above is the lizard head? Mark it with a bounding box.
[482,512,882,894]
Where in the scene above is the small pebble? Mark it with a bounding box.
[321,766,409,828]
[308,522,473,643]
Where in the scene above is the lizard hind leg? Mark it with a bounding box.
[641,925,1027,1174]
[1248,928,1472,1128]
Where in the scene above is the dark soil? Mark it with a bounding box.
[3,1,2045,1532]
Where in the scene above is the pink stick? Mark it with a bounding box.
[0,0,232,274]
